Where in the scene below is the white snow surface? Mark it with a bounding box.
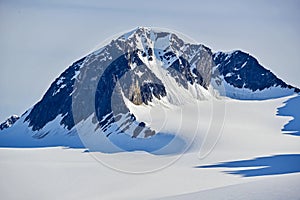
[1,95,300,200]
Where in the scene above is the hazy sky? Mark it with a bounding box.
[0,0,299,121]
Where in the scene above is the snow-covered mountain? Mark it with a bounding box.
[212,50,299,99]
[0,27,298,152]
[0,115,19,130]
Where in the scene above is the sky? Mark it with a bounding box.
[0,0,299,121]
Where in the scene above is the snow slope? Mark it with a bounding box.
[1,95,299,200]
[158,174,300,200]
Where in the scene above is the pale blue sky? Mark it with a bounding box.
[0,0,299,121]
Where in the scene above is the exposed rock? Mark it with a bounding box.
[0,115,19,130]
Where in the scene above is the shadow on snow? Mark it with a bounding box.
[196,154,300,177]
[277,95,300,136]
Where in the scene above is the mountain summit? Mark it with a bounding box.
[0,27,298,152]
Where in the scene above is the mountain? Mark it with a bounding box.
[212,50,299,99]
[0,27,298,152]
[0,115,19,130]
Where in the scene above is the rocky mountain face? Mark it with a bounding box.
[0,115,19,130]
[1,27,299,143]
[212,51,299,99]
[18,27,216,140]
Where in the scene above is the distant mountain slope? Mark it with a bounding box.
[0,115,19,130]
[212,50,299,99]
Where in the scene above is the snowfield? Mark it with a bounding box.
[1,95,300,200]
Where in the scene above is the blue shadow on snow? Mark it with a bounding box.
[277,95,300,136]
[196,154,300,177]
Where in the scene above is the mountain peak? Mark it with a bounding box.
[118,27,186,46]
[120,27,156,40]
